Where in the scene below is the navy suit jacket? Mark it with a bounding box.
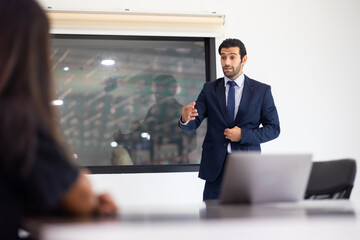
[179,75,280,182]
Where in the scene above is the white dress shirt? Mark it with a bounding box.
[224,74,245,153]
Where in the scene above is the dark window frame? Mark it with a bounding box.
[52,34,216,174]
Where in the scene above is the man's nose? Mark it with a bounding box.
[224,57,231,65]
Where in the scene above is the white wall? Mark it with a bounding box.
[39,0,360,205]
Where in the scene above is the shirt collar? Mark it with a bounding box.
[224,73,245,88]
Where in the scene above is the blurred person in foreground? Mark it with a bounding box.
[0,0,117,239]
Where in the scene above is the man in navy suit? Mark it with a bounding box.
[179,38,280,200]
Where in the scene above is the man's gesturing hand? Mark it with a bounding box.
[181,102,198,123]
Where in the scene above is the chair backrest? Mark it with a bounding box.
[305,159,357,199]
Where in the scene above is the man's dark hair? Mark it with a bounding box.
[218,38,247,59]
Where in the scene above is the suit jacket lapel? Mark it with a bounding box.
[216,78,231,125]
[235,75,254,123]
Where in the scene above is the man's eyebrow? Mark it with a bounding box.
[220,52,239,56]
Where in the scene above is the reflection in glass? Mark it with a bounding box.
[52,36,207,166]
[113,75,196,165]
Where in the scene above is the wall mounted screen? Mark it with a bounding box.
[51,35,215,173]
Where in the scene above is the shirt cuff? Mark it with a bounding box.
[179,117,190,125]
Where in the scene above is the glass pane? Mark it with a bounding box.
[51,36,207,166]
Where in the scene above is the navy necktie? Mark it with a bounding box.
[227,81,237,124]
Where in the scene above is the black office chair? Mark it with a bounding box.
[305,159,357,199]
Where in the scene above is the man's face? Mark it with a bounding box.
[220,47,247,80]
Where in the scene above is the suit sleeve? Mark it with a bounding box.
[241,86,280,145]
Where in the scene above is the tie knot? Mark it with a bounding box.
[227,81,237,87]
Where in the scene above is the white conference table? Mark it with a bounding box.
[27,200,360,240]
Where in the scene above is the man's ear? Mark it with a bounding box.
[241,55,248,65]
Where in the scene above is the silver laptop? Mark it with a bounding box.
[219,153,312,204]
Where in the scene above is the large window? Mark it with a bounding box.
[51,35,216,173]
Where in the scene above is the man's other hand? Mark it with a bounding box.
[224,126,241,142]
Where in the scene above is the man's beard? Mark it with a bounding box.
[223,64,241,79]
